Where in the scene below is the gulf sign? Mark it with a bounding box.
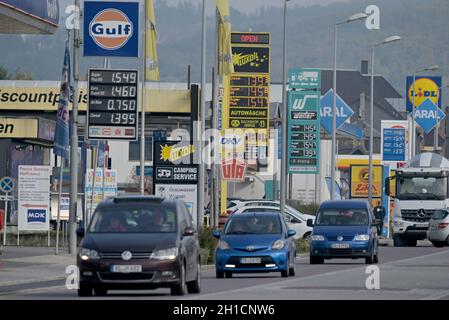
[406,76,441,113]
[84,2,139,57]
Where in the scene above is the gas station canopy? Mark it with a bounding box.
[0,0,59,34]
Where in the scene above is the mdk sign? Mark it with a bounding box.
[350,165,383,199]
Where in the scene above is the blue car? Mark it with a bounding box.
[307,200,382,265]
[213,212,297,278]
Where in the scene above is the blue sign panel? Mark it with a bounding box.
[0,0,59,25]
[0,177,15,193]
[84,1,139,57]
[320,89,354,135]
[414,98,446,134]
[27,209,46,223]
[382,128,406,162]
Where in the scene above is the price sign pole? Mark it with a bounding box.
[0,176,15,248]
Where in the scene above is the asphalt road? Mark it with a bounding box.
[1,244,449,300]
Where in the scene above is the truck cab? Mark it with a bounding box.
[386,153,449,247]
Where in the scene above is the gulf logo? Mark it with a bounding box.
[408,77,439,109]
[89,9,133,51]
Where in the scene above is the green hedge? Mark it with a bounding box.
[198,226,218,265]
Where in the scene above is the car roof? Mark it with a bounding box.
[237,205,279,211]
[96,195,177,209]
[319,200,369,210]
[231,211,282,218]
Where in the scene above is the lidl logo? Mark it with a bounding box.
[84,2,139,57]
[406,76,441,113]
[89,9,133,50]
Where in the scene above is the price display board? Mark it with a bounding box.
[287,91,320,173]
[87,69,138,140]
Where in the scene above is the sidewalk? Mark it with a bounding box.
[0,246,76,288]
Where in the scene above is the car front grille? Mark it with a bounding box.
[401,209,435,222]
[234,247,268,252]
[326,235,354,241]
[98,272,154,281]
[100,252,152,259]
[227,256,275,268]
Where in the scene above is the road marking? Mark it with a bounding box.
[421,290,449,300]
[187,248,449,300]
[0,276,66,288]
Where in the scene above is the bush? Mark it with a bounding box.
[295,238,310,254]
[198,226,218,265]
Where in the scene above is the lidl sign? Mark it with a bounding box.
[406,76,441,113]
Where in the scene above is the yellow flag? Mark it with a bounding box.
[145,0,159,81]
[216,0,234,75]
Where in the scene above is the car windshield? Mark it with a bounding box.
[431,210,449,220]
[396,176,447,200]
[88,204,177,233]
[315,209,369,226]
[224,215,282,235]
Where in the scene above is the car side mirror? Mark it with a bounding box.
[212,229,221,239]
[183,227,195,236]
[287,229,296,238]
[374,206,386,220]
[307,219,314,227]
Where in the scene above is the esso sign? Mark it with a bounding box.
[89,9,133,50]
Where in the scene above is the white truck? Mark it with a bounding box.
[386,153,449,247]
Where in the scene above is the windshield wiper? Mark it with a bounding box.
[227,231,250,235]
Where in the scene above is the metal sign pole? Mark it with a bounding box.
[55,159,64,255]
[3,193,8,246]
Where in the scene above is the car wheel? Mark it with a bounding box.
[77,282,92,297]
[216,271,224,279]
[373,252,379,264]
[431,241,445,248]
[303,232,311,242]
[187,260,201,294]
[310,256,324,264]
[407,239,417,247]
[365,252,374,264]
[288,259,296,276]
[393,234,406,247]
[171,263,187,296]
[225,272,233,278]
[93,287,107,296]
[281,258,289,277]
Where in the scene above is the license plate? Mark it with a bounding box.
[240,257,261,264]
[415,223,428,228]
[331,243,350,249]
[111,265,142,273]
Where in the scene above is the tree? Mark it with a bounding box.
[9,67,34,80]
[0,65,7,80]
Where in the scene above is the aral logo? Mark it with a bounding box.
[408,78,439,109]
[89,9,133,50]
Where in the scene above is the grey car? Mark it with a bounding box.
[427,209,449,247]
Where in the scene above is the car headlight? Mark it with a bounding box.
[354,234,370,241]
[272,240,285,250]
[394,220,404,227]
[311,235,325,241]
[79,248,100,260]
[217,240,230,250]
[150,247,178,260]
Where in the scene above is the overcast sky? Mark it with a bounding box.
[165,0,352,14]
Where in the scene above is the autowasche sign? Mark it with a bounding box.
[84,1,139,57]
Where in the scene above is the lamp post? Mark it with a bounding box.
[411,65,439,157]
[280,0,290,222]
[368,35,401,205]
[435,85,449,150]
[331,12,369,200]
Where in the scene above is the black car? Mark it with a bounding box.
[76,196,201,296]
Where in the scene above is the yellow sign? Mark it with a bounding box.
[407,77,440,109]
[0,83,190,113]
[160,144,196,163]
[0,118,38,138]
[350,165,383,199]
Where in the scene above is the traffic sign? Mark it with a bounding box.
[320,89,354,135]
[287,91,320,174]
[87,69,138,140]
[414,98,446,134]
[0,177,15,193]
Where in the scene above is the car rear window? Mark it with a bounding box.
[431,210,449,220]
[224,215,282,235]
[89,204,177,233]
[315,209,369,226]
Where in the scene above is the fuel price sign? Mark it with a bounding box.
[87,69,138,140]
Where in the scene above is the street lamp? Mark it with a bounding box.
[280,0,291,223]
[411,65,439,157]
[368,35,401,205]
[330,12,369,200]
